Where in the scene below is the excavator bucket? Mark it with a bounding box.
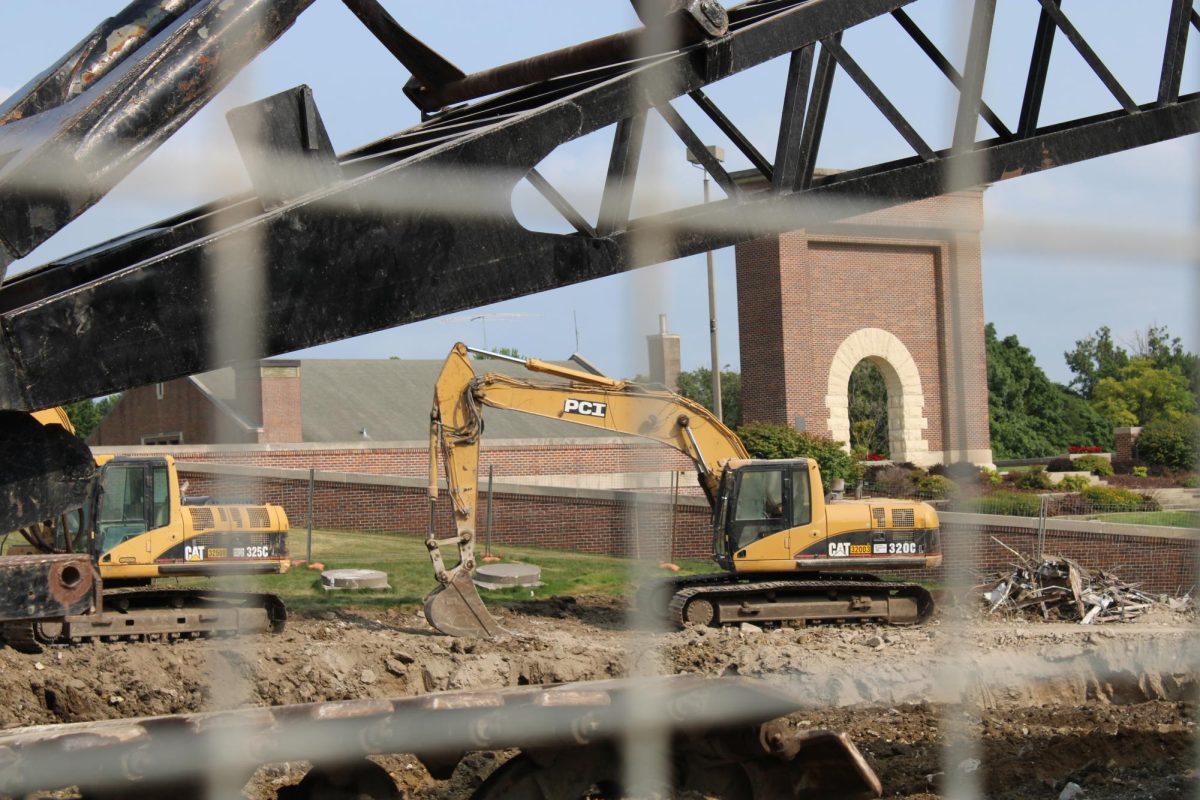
[424,572,504,638]
[0,410,95,534]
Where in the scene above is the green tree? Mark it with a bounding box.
[736,422,862,485]
[1133,324,1200,401]
[1065,326,1129,399]
[675,366,742,429]
[63,395,120,439]
[474,346,524,360]
[848,360,889,457]
[1091,359,1195,427]
[986,324,1112,458]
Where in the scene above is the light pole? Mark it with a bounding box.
[687,144,725,424]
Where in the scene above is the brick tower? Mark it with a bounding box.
[735,187,992,467]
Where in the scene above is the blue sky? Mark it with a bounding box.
[0,0,1196,385]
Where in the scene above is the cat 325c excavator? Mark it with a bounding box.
[2,410,289,650]
[425,343,941,638]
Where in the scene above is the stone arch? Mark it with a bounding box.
[825,328,931,465]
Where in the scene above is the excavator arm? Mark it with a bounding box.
[424,341,748,637]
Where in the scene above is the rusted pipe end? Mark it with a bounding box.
[632,0,729,39]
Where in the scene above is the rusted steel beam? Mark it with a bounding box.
[339,0,465,87]
[1,0,1198,414]
[0,675,881,799]
[0,0,317,275]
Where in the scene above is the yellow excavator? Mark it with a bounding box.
[3,411,289,649]
[426,342,941,637]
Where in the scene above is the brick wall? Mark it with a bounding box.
[1114,427,1142,461]
[735,191,992,464]
[180,465,711,563]
[98,439,696,481]
[180,464,1197,593]
[89,379,250,446]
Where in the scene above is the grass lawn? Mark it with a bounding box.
[1092,510,1200,528]
[200,529,716,614]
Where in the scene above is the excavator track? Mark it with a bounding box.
[663,576,934,629]
[3,588,286,652]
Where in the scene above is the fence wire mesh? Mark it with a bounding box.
[0,1,1196,799]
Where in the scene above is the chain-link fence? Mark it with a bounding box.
[0,1,1197,798]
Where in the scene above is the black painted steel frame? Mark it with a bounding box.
[0,0,1197,410]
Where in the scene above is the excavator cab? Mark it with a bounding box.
[93,458,170,558]
[713,460,813,568]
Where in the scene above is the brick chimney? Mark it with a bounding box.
[232,360,302,443]
[646,314,681,391]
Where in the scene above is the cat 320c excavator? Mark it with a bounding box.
[2,410,289,650]
[425,343,941,638]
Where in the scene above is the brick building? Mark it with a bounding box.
[734,173,992,467]
[89,358,639,447]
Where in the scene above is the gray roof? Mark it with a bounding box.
[192,359,630,443]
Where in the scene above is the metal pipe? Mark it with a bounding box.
[405,1,728,112]
[466,346,525,365]
[485,465,494,558]
[306,468,315,563]
[703,175,723,424]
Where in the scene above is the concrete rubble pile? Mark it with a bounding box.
[979,538,1191,624]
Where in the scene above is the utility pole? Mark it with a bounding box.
[687,144,725,423]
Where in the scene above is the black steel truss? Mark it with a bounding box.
[0,0,1197,409]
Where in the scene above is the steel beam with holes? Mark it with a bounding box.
[0,0,1197,410]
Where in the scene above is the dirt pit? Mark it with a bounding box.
[0,597,1195,799]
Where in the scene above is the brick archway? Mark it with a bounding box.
[825,328,931,465]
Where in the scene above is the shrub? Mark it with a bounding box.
[967,491,1041,517]
[1132,466,1149,478]
[926,463,947,477]
[1072,454,1114,477]
[1079,485,1156,511]
[736,423,864,485]
[1015,466,1052,490]
[1181,474,1200,489]
[943,463,981,482]
[1046,457,1075,473]
[979,467,1003,486]
[864,464,919,497]
[915,474,958,500]
[1056,474,1091,492]
[1136,416,1200,471]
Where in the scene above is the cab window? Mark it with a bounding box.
[791,467,812,526]
[731,469,788,549]
[98,465,148,554]
[152,465,170,528]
